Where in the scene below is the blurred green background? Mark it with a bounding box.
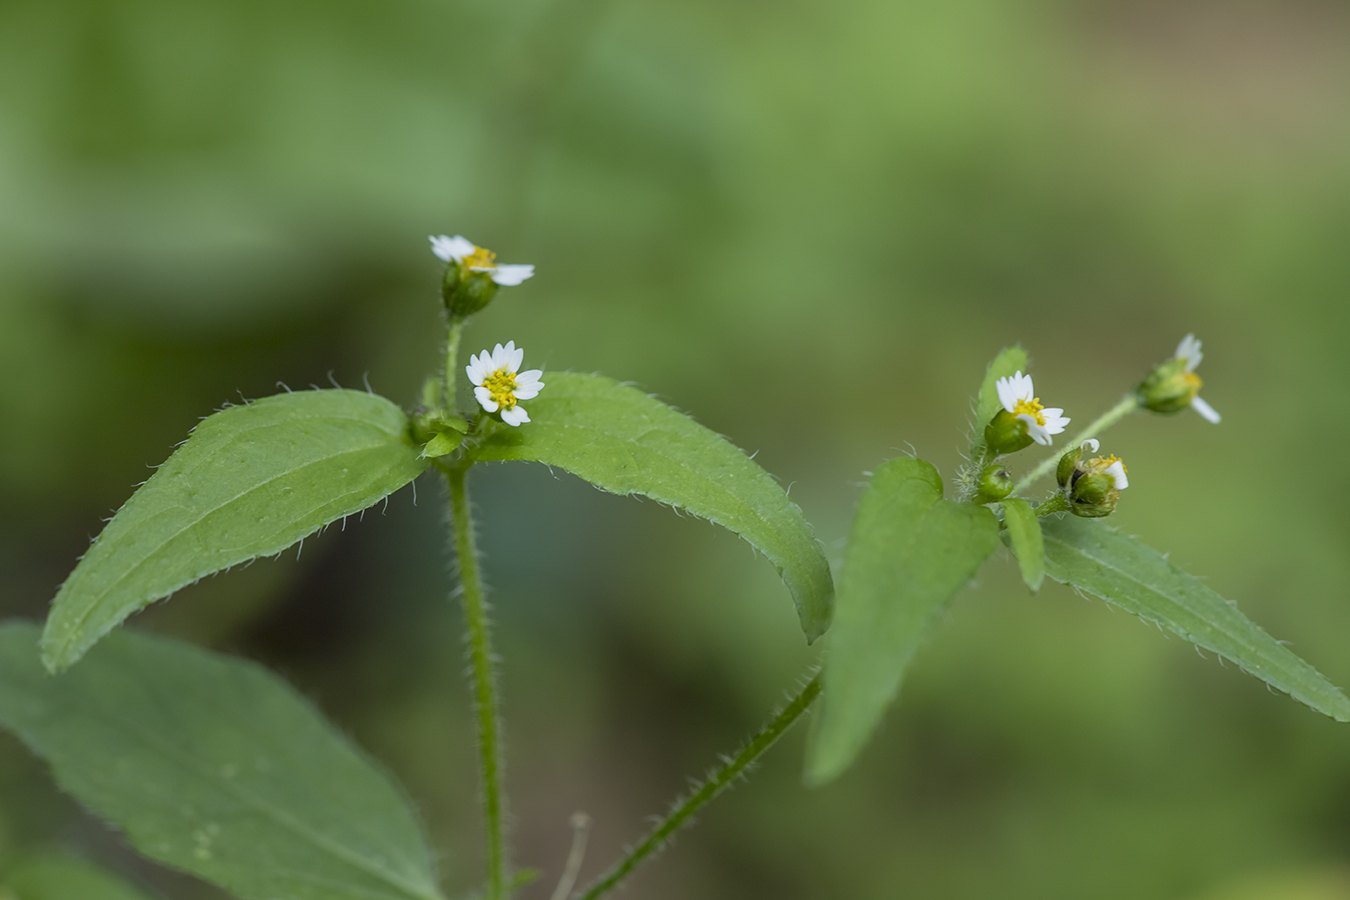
[3,0,1350,897]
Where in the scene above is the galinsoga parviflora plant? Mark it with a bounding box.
[0,236,1343,900]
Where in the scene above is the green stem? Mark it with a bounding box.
[1013,394,1140,496]
[445,315,466,414]
[573,674,822,900]
[448,465,508,900]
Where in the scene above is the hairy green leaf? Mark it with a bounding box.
[807,458,1000,784]
[5,855,157,900]
[472,372,834,641]
[1042,515,1350,721]
[43,390,428,672]
[0,622,444,900]
[970,345,1027,458]
[1001,498,1044,591]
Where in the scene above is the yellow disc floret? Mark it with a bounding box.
[1012,396,1047,426]
[482,367,519,409]
[462,246,497,271]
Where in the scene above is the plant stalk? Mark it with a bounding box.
[445,315,466,414]
[573,673,822,900]
[1013,394,1140,496]
[448,465,509,900]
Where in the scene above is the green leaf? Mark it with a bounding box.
[970,345,1027,458]
[42,390,428,673]
[471,372,835,641]
[1041,515,1350,722]
[0,622,444,900]
[807,458,1000,784]
[420,430,463,459]
[1000,498,1044,591]
[5,855,157,900]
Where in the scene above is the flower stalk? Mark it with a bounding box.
[573,673,822,900]
[448,464,509,900]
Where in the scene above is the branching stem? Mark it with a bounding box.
[573,673,822,900]
[448,465,509,899]
[1013,394,1140,496]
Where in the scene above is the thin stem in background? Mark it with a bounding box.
[1013,394,1140,496]
[444,315,466,414]
[549,814,592,900]
[573,673,822,900]
[448,466,509,900]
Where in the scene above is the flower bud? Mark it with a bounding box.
[974,464,1013,503]
[1056,438,1098,488]
[984,409,1035,455]
[1064,446,1128,518]
[1137,357,1199,415]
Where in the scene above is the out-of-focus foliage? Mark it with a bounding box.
[3,0,1350,898]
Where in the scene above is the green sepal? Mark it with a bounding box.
[420,430,464,459]
[983,408,1035,456]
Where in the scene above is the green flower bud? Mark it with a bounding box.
[1063,443,1129,518]
[974,465,1013,503]
[1137,357,1199,415]
[983,409,1035,456]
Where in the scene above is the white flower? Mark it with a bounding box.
[429,234,535,287]
[1174,333,1221,424]
[466,341,544,427]
[994,371,1070,446]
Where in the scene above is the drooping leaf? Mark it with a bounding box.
[1001,498,1044,591]
[1042,515,1350,721]
[42,390,428,673]
[5,855,157,900]
[0,622,445,900]
[806,458,1000,784]
[471,372,834,641]
[970,345,1027,458]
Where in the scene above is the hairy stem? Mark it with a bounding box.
[1013,394,1140,496]
[445,315,466,414]
[573,674,822,900]
[448,466,509,899]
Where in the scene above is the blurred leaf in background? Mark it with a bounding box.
[3,0,1350,897]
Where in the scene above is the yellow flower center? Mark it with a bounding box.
[463,246,497,271]
[1098,454,1127,473]
[1183,371,1202,394]
[483,367,518,409]
[1012,397,1047,426]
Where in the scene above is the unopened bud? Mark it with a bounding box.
[974,465,1013,503]
[1137,357,1200,415]
[1064,445,1129,518]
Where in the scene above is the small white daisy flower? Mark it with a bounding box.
[429,234,535,286]
[1173,333,1220,424]
[466,341,544,427]
[995,371,1071,446]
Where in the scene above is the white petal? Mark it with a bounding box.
[490,343,509,368]
[474,386,499,412]
[507,343,524,372]
[466,354,490,385]
[516,369,543,385]
[1080,439,1100,453]
[1105,460,1129,490]
[996,373,1030,413]
[513,384,541,400]
[430,234,475,262]
[1176,333,1203,373]
[491,264,535,286]
[1040,411,1070,435]
[1191,395,1221,424]
[501,406,530,426]
[1019,414,1053,446]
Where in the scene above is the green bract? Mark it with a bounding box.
[471,371,835,642]
[807,458,1000,784]
[42,390,428,673]
[1041,515,1350,722]
[0,623,445,900]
